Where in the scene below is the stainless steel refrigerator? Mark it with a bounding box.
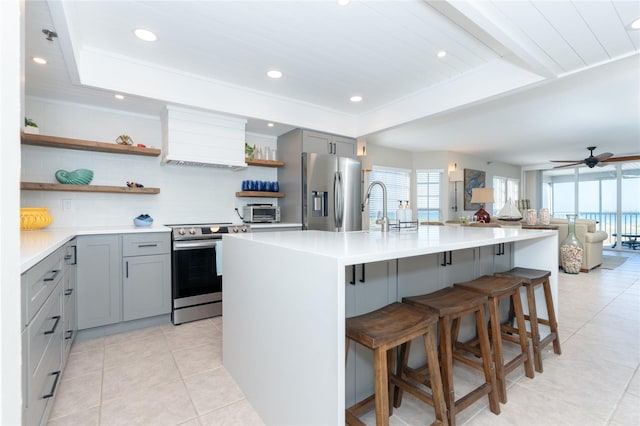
[302,153,362,231]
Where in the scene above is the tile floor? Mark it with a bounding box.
[48,251,639,426]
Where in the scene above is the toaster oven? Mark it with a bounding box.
[243,204,280,223]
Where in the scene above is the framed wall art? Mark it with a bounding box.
[463,168,486,210]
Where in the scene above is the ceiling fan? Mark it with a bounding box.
[550,146,640,169]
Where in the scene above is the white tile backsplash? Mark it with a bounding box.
[22,98,278,227]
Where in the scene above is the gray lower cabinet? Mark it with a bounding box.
[122,233,171,321]
[62,239,77,362]
[345,260,397,407]
[76,235,122,329]
[77,232,171,329]
[123,253,171,321]
[477,242,514,276]
[441,247,477,285]
[22,242,71,426]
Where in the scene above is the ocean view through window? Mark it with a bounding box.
[541,162,640,250]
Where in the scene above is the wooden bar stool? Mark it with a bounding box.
[454,275,535,403]
[400,288,500,426]
[494,267,561,373]
[345,302,448,426]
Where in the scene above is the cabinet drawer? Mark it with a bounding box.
[26,328,62,426]
[28,284,62,377]
[122,233,170,256]
[24,248,64,325]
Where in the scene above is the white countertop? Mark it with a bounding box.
[21,225,170,273]
[225,226,556,266]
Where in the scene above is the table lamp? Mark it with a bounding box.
[470,188,494,223]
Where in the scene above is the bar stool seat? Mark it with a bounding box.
[495,267,561,373]
[454,275,535,403]
[400,288,500,426]
[345,302,448,426]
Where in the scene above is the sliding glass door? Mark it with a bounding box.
[619,162,640,250]
[541,162,640,251]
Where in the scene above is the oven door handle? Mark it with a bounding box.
[173,240,219,250]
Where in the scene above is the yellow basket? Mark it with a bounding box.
[20,207,53,230]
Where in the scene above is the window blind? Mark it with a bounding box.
[367,167,410,225]
[416,169,442,221]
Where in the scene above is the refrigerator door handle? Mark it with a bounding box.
[334,171,344,229]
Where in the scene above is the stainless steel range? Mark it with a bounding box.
[167,223,250,325]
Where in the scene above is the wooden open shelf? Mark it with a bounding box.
[245,158,284,167]
[21,133,161,157]
[236,191,285,198]
[21,182,160,194]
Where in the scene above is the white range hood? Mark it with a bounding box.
[162,105,247,168]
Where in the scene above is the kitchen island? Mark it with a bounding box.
[223,226,558,425]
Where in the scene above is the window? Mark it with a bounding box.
[493,176,519,214]
[367,167,410,227]
[540,163,640,249]
[416,169,442,221]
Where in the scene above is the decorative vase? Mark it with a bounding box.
[539,208,550,225]
[560,214,583,274]
[526,209,537,225]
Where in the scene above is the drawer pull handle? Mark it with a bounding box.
[64,288,73,296]
[44,316,61,335]
[137,244,158,248]
[65,330,73,340]
[43,269,60,282]
[42,371,61,399]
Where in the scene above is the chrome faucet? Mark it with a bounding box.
[364,181,390,232]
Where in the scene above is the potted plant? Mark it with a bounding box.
[24,117,39,135]
[245,142,255,161]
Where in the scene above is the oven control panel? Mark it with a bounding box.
[171,224,250,240]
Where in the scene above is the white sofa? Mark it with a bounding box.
[549,218,608,272]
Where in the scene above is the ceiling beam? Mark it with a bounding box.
[427,0,561,79]
[47,0,81,85]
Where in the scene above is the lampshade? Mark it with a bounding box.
[449,170,463,182]
[470,187,494,223]
[470,188,494,204]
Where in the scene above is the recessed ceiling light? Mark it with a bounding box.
[134,28,157,42]
[32,57,47,65]
[437,50,447,58]
[350,96,363,103]
[630,17,640,30]
[337,0,350,6]
[114,94,125,100]
[267,70,283,79]
[267,123,275,127]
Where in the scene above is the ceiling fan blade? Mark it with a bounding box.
[550,160,581,163]
[553,161,583,169]
[601,155,640,163]
[592,152,613,161]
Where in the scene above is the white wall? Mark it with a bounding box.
[22,98,279,227]
[1,0,23,423]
